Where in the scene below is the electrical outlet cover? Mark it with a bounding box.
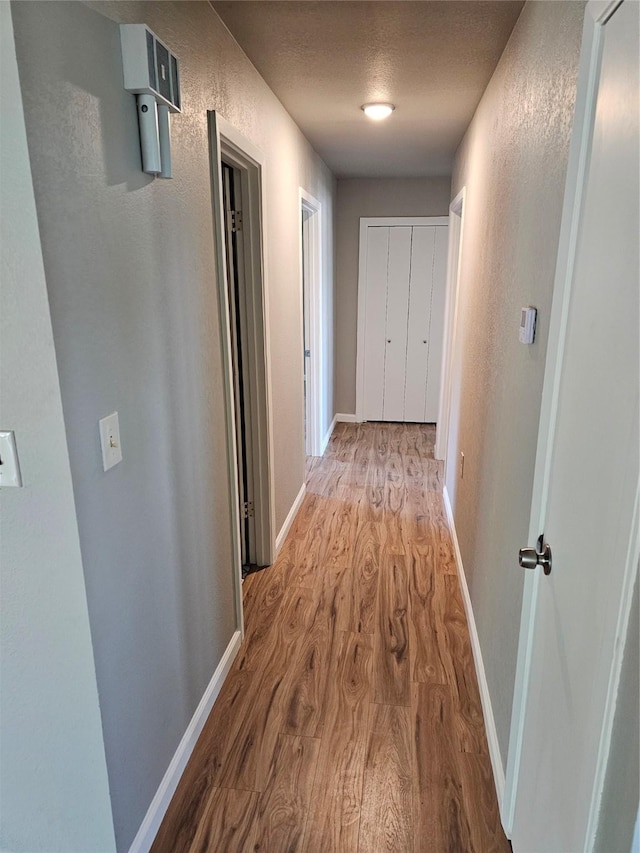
[99,412,123,472]
[0,431,23,487]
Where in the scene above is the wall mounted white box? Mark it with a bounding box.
[519,306,537,344]
[120,24,181,176]
[99,412,123,472]
[0,431,23,487]
[120,25,181,113]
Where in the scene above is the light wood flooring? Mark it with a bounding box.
[152,422,511,853]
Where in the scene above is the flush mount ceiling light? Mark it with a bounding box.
[361,102,395,121]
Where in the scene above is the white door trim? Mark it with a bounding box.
[355,216,449,423]
[435,189,466,462]
[503,0,629,838]
[299,187,324,456]
[208,112,276,631]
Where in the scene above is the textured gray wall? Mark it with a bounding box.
[594,574,639,853]
[11,2,335,848]
[334,177,451,414]
[446,1,585,765]
[1,5,115,849]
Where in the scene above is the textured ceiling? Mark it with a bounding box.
[211,1,524,177]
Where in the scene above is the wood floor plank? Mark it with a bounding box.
[150,669,254,853]
[365,457,387,521]
[290,493,320,537]
[321,495,357,568]
[397,489,428,550]
[382,513,407,555]
[408,540,450,684]
[303,631,373,852]
[153,423,507,851]
[348,519,382,634]
[279,571,346,738]
[235,567,285,672]
[412,682,474,853]
[375,551,410,706]
[441,574,488,753]
[358,702,413,853]
[279,624,330,737]
[458,753,512,853]
[252,734,320,852]
[240,569,268,625]
[285,506,330,586]
[428,496,458,575]
[216,586,320,792]
[186,787,259,853]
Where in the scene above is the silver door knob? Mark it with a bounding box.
[518,539,552,575]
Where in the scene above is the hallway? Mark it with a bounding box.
[152,422,510,852]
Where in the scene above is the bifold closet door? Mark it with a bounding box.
[361,223,448,422]
[382,227,412,421]
[362,227,390,420]
[405,226,448,422]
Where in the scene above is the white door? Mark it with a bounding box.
[301,207,312,455]
[405,226,448,423]
[358,219,448,423]
[383,226,412,420]
[508,3,639,850]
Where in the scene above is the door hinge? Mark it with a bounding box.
[242,501,254,519]
[231,209,243,233]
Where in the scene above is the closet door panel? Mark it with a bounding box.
[424,226,449,421]
[404,227,436,422]
[382,227,412,421]
[362,227,389,420]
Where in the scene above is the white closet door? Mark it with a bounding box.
[362,227,389,420]
[382,227,412,421]
[359,219,448,424]
[404,227,436,422]
[424,226,448,421]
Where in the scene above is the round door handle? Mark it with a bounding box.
[518,542,552,575]
[423,339,427,343]
[387,339,391,343]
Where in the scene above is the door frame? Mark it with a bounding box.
[503,1,638,841]
[299,188,324,456]
[435,189,466,462]
[355,216,449,423]
[208,111,276,632]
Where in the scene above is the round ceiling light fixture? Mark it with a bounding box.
[361,102,395,120]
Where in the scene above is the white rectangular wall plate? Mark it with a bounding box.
[99,412,123,472]
[0,431,23,487]
[519,306,537,344]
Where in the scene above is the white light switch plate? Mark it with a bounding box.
[99,412,123,472]
[0,431,23,487]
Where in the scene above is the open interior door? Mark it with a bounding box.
[506,2,639,850]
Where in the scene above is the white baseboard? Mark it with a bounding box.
[320,413,357,454]
[275,482,306,554]
[442,486,507,822]
[320,414,337,454]
[128,630,242,853]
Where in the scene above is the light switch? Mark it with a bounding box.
[0,431,23,487]
[99,412,123,472]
